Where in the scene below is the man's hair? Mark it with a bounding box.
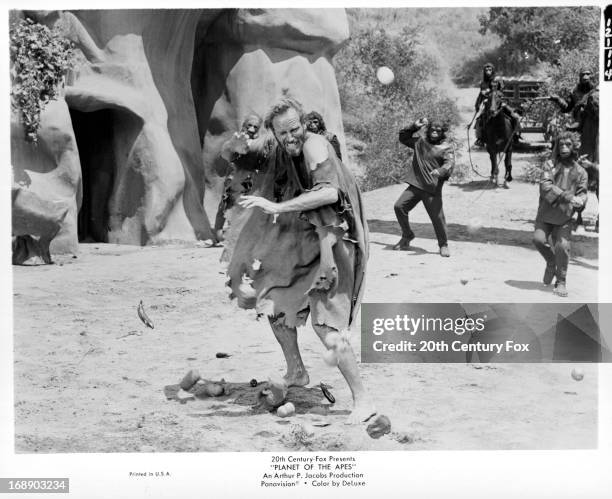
[483,62,494,70]
[304,111,326,132]
[264,97,304,130]
[552,131,581,161]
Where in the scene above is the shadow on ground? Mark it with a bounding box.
[505,279,549,291]
[368,219,598,259]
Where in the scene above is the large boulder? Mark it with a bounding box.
[62,9,214,245]
[193,8,349,222]
[11,97,80,256]
[12,184,69,265]
[10,9,349,255]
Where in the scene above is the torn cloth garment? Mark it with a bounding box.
[226,139,368,331]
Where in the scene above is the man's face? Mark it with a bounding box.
[484,66,493,77]
[579,71,591,85]
[306,117,321,133]
[428,126,443,144]
[272,108,306,157]
[242,118,260,140]
[558,138,573,159]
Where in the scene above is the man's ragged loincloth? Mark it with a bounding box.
[226,141,368,331]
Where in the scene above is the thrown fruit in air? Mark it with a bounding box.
[376,66,395,85]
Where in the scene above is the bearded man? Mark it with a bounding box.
[394,118,455,257]
[224,97,373,423]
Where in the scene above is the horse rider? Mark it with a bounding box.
[472,64,520,145]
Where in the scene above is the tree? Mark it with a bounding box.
[479,7,599,66]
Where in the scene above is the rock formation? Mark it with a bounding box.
[10,8,349,262]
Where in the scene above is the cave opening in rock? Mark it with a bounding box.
[70,108,116,243]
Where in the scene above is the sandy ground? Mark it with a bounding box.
[13,88,599,453]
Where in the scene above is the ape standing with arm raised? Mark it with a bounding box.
[394,118,454,256]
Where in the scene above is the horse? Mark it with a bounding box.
[482,88,516,187]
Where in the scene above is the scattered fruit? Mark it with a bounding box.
[366,414,392,439]
[277,402,296,418]
[179,369,201,390]
[203,382,224,397]
[571,367,584,381]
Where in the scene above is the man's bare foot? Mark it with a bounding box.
[283,371,310,387]
[344,401,377,425]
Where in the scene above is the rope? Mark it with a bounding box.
[467,97,539,183]
[466,125,490,179]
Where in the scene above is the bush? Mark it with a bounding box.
[523,152,549,184]
[10,17,74,144]
[333,26,459,191]
[543,48,599,99]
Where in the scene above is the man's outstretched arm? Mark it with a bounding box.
[239,187,337,214]
[239,135,339,214]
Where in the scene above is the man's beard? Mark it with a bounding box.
[283,141,303,156]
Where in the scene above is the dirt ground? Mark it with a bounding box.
[13,88,599,453]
